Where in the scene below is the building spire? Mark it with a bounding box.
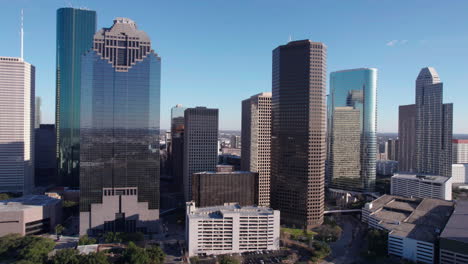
[20,9,24,59]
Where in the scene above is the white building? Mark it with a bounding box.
[186,202,280,257]
[453,139,468,164]
[391,173,452,200]
[452,164,468,184]
[0,57,35,194]
[362,195,454,264]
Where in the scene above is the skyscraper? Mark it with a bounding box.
[79,18,161,235]
[453,139,468,164]
[171,104,186,193]
[327,68,378,192]
[241,92,272,206]
[387,138,399,161]
[56,8,96,188]
[183,107,218,202]
[415,67,453,177]
[398,104,416,172]
[0,57,35,194]
[35,97,41,129]
[270,40,327,229]
[35,125,57,187]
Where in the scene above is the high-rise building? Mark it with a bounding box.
[35,125,57,187]
[327,68,378,192]
[453,139,468,164]
[170,104,186,193]
[415,67,453,177]
[79,18,161,235]
[270,40,327,229]
[387,138,399,161]
[0,57,35,194]
[230,135,241,149]
[35,97,41,129]
[56,8,97,188]
[241,92,272,206]
[398,104,416,172]
[183,107,218,201]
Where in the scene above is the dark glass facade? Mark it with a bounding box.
[56,8,96,188]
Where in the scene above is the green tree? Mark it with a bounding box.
[53,248,80,264]
[55,224,65,240]
[219,255,240,264]
[17,236,55,263]
[79,252,110,264]
[0,233,22,259]
[78,235,97,245]
[120,232,144,243]
[310,241,331,263]
[146,245,165,264]
[190,256,200,264]
[103,232,122,243]
[366,229,388,257]
[0,193,11,201]
[122,242,149,264]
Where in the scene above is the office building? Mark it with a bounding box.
[0,57,35,194]
[79,18,161,235]
[0,195,62,236]
[230,135,241,149]
[415,67,453,177]
[327,68,377,192]
[186,202,280,257]
[376,160,399,176]
[183,107,218,201]
[171,104,186,193]
[362,195,454,264]
[241,92,272,206]
[440,200,468,264]
[192,165,258,207]
[35,97,41,129]
[35,125,57,187]
[391,173,452,200]
[453,139,468,164]
[452,164,468,184]
[398,104,417,172]
[271,40,327,228]
[387,138,399,161]
[56,8,97,188]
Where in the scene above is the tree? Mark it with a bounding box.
[103,232,122,243]
[62,200,78,208]
[78,235,97,245]
[17,236,55,263]
[219,255,240,264]
[147,245,165,264]
[310,241,331,263]
[0,193,11,201]
[122,242,149,264]
[366,229,388,257]
[53,248,80,264]
[315,225,342,242]
[120,232,144,243]
[0,233,22,258]
[79,252,110,264]
[55,224,65,240]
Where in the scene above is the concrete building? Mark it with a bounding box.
[376,160,399,176]
[0,195,62,236]
[34,124,57,187]
[270,40,327,229]
[186,202,280,257]
[440,200,468,264]
[453,139,468,164]
[415,67,453,177]
[0,57,35,194]
[230,135,241,149]
[183,107,218,202]
[192,165,258,207]
[391,173,452,200]
[398,104,417,173]
[79,18,161,235]
[452,164,468,184]
[327,68,378,192]
[387,139,399,161]
[241,92,272,206]
[35,97,41,129]
[362,195,454,264]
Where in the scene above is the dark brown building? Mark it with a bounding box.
[192,165,258,207]
[270,40,327,229]
[398,104,416,172]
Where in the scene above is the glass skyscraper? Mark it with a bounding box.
[79,18,161,235]
[327,68,377,192]
[56,8,96,188]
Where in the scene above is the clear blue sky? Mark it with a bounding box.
[1,0,467,133]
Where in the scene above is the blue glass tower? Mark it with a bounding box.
[56,8,96,188]
[327,68,377,192]
[79,18,161,235]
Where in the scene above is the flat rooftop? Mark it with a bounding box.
[187,203,276,220]
[0,195,61,211]
[366,195,454,243]
[392,173,451,184]
[440,200,468,244]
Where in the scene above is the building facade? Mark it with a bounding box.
[452,164,468,184]
[241,92,272,206]
[183,107,218,201]
[415,67,453,177]
[35,97,41,129]
[440,200,468,264]
[79,18,161,235]
[270,40,327,229]
[186,202,280,257]
[230,135,241,149]
[171,104,186,193]
[398,104,417,173]
[327,68,378,192]
[453,139,468,164]
[391,173,452,200]
[192,165,258,207]
[35,124,57,187]
[0,57,35,194]
[387,138,399,161]
[56,8,97,188]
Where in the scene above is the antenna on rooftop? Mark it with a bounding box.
[289,35,292,42]
[20,9,24,59]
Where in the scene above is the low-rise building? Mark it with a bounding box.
[0,195,62,236]
[440,200,468,264]
[186,202,280,257]
[452,164,468,184]
[391,173,452,200]
[362,195,454,264]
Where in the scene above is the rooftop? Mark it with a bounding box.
[187,202,276,219]
[0,195,61,212]
[440,200,468,244]
[392,173,451,184]
[365,195,454,243]
[453,139,468,144]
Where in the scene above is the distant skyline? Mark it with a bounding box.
[1,0,467,133]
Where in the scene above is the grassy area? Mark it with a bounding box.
[281,227,317,238]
